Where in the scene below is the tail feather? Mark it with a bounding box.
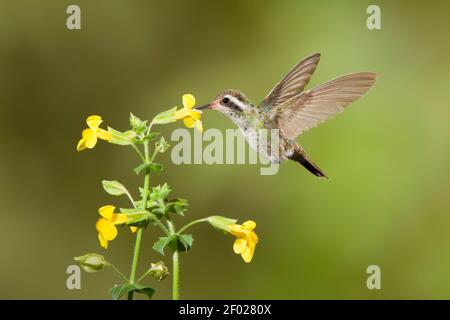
[289,146,328,178]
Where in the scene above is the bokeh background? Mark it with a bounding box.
[1,0,449,299]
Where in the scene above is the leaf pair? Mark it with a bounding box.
[109,283,155,300]
[153,234,194,256]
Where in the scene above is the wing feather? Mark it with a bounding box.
[272,72,377,140]
[259,53,321,108]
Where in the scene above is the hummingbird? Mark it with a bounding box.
[195,53,377,178]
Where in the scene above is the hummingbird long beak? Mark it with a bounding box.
[194,103,211,110]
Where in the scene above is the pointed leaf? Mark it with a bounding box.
[134,284,155,299]
[129,113,148,134]
[149,183,172,201]
[143,133,159,142]
[102,180,128,196]
[178,234,194,250]
[153,236,171,256]
[108,284,136,300]
[133,163,163,175]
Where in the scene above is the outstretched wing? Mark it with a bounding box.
[271,72,377,140]
[259,53,321,109]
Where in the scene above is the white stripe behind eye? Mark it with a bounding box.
[227,96,246,111]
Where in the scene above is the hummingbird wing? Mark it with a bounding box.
[271,72,377,140]
[259,53,321,109]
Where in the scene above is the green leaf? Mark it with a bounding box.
[143,133,159,142]
[134,199,158,209]
[152,107,177,124]
[108,284,136,300]
[102,180,128,196]
[133,162,163,175]
[153,234,194,255]
[167,198,189,216]
[153,236,172,256]
[149,183,172,201]
[108,127,136,145]
[134,284,155,299]
[108,283,155,300]
[129,113,148,134]
[178,234,194,250]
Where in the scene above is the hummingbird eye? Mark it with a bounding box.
[221,97,230,105]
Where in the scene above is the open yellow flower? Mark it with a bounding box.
[174,94,203,132]
[228,220,259,263]
[95,205,129,249]
[77,115,112,151]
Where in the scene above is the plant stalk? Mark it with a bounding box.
[128,141,151,300]
[167,220,180,300]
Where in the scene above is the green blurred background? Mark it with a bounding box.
[0,0,449,299]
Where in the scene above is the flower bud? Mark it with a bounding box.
[207,216,237,233]
[147,261,169,281]
[74,253,109,273]
[155,136,170,153]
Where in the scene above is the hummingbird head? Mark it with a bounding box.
[195,90,251,118]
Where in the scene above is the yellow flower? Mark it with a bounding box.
[228,220,259,263]
[77,115,112,151]
[95,205,129,249]
[174,94,203,132]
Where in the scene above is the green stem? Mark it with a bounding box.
[167,220,180,300]
[128,228,143,300]
[128,142,151,300]
[178,218,209,234]
[125,191,137,209]
[108,264,129,283]
[150,147,158,162]
[172,250,180,300]
[145,120,155,136]
[151,218,171,236]
[131,143,145,162]
[136,269,152,284]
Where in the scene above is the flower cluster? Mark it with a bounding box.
[74,94,259,300]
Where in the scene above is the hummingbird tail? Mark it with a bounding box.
[289,146,328,179]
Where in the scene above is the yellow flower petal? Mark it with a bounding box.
[77,138,87,151]
[182,94,196,109]
[87,115,102,130]
[229,224,248,238]
[98,205,115,220]
[249,231,259,245]
[189,110,201,120]
[183,117,195,128]
[82,128,94,139]
[97,128,112,141]
[111,213,128,225]
[174,108,190,120]
[96,218,118,241]
[233,238,248,254]
[84,134,98,149]
[130,226,138,233]
[98,232,108,249]
[242,220,256,231]
[241,246,254,263]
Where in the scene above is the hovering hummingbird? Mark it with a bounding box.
[195,53,377,178]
